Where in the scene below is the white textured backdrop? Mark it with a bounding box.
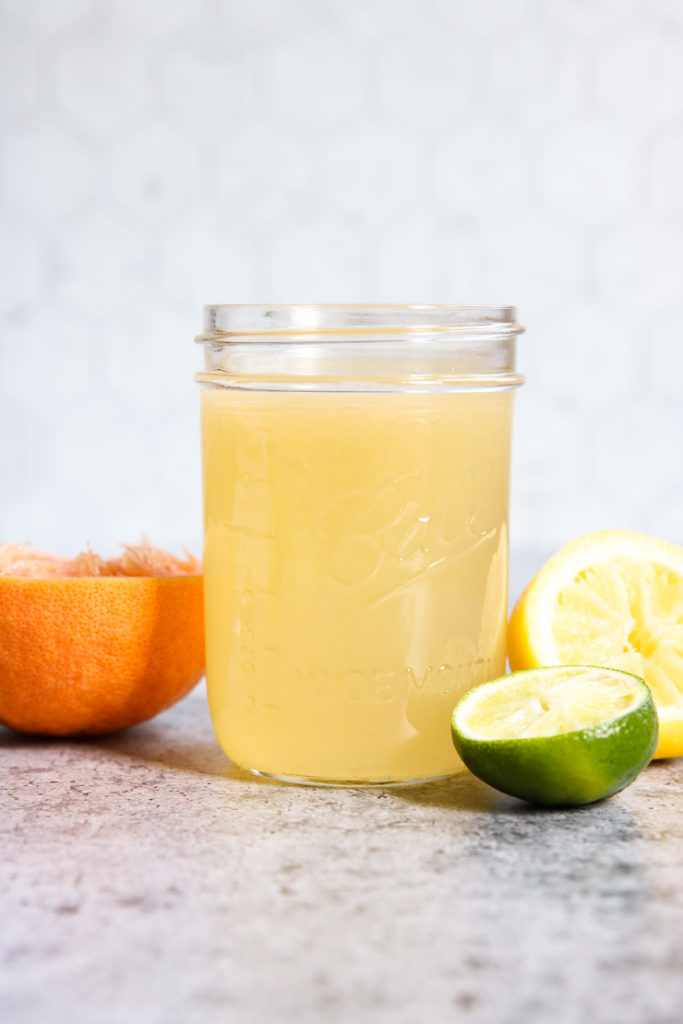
[1,0,683,557]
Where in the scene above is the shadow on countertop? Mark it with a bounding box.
[391,773,522,813]
[3,698,672,821]
[0,710,511,810]
[0,697,255,783]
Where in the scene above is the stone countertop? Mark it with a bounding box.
[2,555,683,1024]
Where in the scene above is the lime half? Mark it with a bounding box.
[451,666,658,806]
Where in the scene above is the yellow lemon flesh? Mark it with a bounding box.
[508,531,683,759]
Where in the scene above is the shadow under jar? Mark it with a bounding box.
[196,305,525,786]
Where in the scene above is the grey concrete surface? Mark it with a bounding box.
[2,552,683,1024]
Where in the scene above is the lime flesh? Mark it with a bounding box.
[451,666,658,806]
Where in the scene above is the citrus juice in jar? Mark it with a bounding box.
[197,305,524,785]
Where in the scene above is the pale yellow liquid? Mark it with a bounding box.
[201,388,513,783]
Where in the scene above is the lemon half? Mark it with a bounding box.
[451,666,658,806]
[508,530,683,758]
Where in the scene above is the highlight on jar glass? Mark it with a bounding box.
[196,305,525,786]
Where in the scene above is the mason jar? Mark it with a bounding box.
[196,305,524,786]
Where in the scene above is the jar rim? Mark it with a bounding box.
[199,303,524,340]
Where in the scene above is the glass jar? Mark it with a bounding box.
[196,305,524,786]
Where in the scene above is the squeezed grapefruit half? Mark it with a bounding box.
[0,542,205,736]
